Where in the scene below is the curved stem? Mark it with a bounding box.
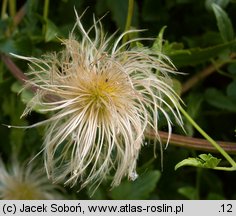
[179,105,236,167]
[213,166,236,171]
[122,0,134,45]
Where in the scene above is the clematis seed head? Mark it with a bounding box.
[0,158,62,200]
[14,12,183,191]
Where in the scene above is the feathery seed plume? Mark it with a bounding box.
[0,158,62,199]
[14,12,183,190]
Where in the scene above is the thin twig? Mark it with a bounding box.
[1,54,28,84]
[2,54,59,102]
[13,3,26,26]
[1,54,38,93]
[3,3,27,36]
[181,53,236,94]
[146,130,236,155]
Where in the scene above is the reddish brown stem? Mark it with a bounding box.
[1,54,28,84]
[146,130,236,155]
[1,54,58,101]
[13,4,26,26]
[1,54,39,93]
[4,3,27,36]
[181,53,236,94]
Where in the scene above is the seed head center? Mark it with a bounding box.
[91,77,115,105]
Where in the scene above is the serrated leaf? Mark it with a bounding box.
[212,3,234,42]
[198,154,221,168]
[110,170,161,200]
[175,154,221,170]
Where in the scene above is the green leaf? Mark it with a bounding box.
[227,80,236,101]
[185,93,204,136]
[175,157,202,169]
[14,35,33,55]
[0,18,13,35]
[142,0,166,22]
[172,78,182,96]
[168,40,236,67]
[198,154,221,168]
[11,82,44,113]
[212,3,234,42]
[105,0,138,31]
[26,0,40,18]
[152,26,167,53]
[205,0,230,11]
[207,193,225,200]
[110,170,161,200]
[178,186,197,200]
[175,154,221,170]
[0,35,33,55]
[90,187,107,200]
[227,62,236,75]
[205,88,236,112]
[0,38,17,54]
[11,81,35,107]
[45,19,60,42]
[2,94,28,154]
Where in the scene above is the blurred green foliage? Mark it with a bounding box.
[0,0,236,200]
